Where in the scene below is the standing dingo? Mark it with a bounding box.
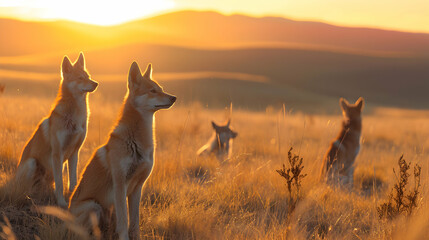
[16,53,98,207]
[69,62,176,240]
[320,97,364,187]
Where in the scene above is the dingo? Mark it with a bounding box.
[16,53,98,207]
[320,97,364,187]
[197,119,238,160]
[69,62,176,240]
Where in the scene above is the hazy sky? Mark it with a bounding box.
[0,0,428,33]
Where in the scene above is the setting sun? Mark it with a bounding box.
[1,0,429,32]
[0,0,175,25]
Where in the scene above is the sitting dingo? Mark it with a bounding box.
[16,53,98,207]
[320,97,364,187]
[69,62,176,240]
[197,119,238,160]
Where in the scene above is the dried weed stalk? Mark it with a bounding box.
[276,147,307,214]
[377,155,421,220]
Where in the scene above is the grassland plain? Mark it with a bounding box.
[0,94,428,239]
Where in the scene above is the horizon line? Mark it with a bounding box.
[1,9,429,35]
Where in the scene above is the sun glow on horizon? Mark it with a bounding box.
[0,0,428,33]
[0,0,175,25]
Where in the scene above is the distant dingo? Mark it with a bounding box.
[197,119,238,160]
[16,53,98,207]
[320,97,364,187]
[69,62,176,240]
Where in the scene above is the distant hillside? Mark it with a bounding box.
[2,10,429,56]
[1,11,429,112]
[1,43,428,112]
[134,11,429,55]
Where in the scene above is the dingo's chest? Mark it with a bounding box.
[63,113,87,134]
[125,147,154,181]
[124,147,154,195]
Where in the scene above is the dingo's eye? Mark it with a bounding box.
[150,89,157,93]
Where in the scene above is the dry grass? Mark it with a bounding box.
[0,94,428,239]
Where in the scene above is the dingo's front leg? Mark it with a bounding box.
[347,166,355,187]
[51,128,69,208]
[113,172,129,240]
[128,183,143,240]
[52,148,67,208]
[68,151,78,192]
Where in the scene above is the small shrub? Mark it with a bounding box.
[377,155,421,220]
[276,147,307,214]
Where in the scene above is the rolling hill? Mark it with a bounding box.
[1,11,429,112]
[2,10,429,56]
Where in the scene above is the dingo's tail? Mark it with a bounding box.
[0,158,37,205]
[15,158,37,184]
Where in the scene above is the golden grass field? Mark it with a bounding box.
[0,91,428,240]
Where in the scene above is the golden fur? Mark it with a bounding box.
[16,53,98,207]
[320,97,364,187]
[69,62,176,240]
[197,119,238,160]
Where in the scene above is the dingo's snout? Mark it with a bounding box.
[154,94,176,109]
[86,79,98,92]
[169,95,177,104]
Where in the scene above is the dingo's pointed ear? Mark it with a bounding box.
[128,61,142,89]
[356,97,364,110]
[62,56,73,75]
[339,98,349,111]
[143,63,152,79]
[75,52,85,69]
[226,119,231,127]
